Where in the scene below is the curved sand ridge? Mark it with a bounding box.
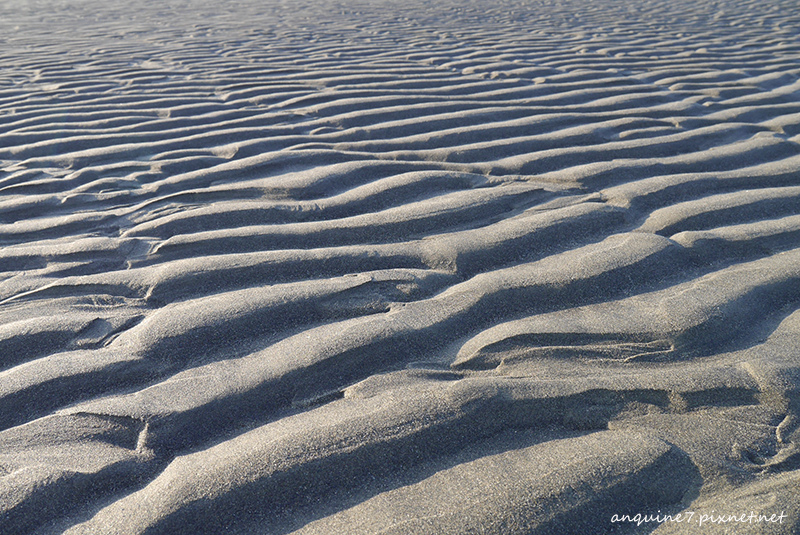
[2,0,800,533]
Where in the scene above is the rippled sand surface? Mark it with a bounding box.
[2,0,800,533]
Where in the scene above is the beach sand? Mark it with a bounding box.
[1,0,799,533]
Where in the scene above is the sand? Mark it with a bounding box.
[1,0,799,533]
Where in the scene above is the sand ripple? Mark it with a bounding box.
[2,0,800,533]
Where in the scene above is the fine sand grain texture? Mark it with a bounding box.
[2,0,800,533]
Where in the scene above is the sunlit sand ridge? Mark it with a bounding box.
[1,0,800,533]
